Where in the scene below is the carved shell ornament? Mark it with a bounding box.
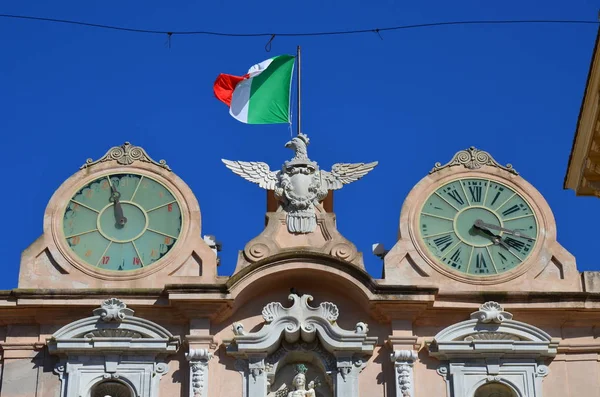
[92,298,135,322]
[81,142,171,171]
[429,146,518,175]
[470,301,513,324]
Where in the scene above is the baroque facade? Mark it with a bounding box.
[2,129,600,397]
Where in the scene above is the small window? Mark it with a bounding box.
[474,382,516,397]
[91,381,132,397]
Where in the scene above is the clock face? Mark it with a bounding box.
[418,178,538,276]
[62,173,182,271]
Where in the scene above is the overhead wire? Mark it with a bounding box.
[0,14,598,38]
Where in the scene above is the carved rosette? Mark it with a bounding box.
[391,350,417,397]
[429,146,518,175]
[186,348,213,397]
[92,298,134,322]
[81,142,171,171]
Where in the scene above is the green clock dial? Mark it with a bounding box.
[419,178,538,276]
[62,173,182,271]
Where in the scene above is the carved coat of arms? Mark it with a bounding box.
[223,133,377,234]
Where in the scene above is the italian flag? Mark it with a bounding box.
[213,55,295,124]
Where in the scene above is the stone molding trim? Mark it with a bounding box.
[428,301,557,397]
[225,293,377,397]
[390,350,417,397]
[429,146,518,175]
[81,141,171,171]
[186,348,213,397]
[48,298,181,397]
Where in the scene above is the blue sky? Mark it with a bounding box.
[1,1,599,289]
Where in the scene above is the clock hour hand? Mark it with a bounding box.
[474,219,533,240]
[109,185,128,226]
[473,222,512,251]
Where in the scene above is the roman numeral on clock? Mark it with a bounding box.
[502,204,520,217]
[468,186,482,202]
[433,235,453,252]
[446,189,465,205]
[504,237,526,252]
[475,253,490,273]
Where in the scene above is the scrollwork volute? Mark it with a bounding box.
[226,293,377,397]
[81,142,171,171]
[430,146,518,175]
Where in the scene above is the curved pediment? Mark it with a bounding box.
[429,301,558,360]
[48,298,180,355]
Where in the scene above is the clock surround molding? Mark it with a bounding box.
[18,146,218,288]
[384,160,580,291]
[410,169,545,284]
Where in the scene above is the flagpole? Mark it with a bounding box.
[296,45,301,136]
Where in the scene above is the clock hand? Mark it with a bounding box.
[109,185,128,226]
[474,219,533,240]
[473,222,512,251]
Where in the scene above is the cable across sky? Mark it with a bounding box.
[0,14,598,38]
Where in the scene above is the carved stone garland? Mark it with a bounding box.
[429,301,557,397]
[186,348,213,397]
[226,293,377,397]
[390,350,417,397]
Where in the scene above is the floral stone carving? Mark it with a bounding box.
[223,133,377,233]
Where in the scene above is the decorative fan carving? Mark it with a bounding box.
[84,329,142,339]
[464,332,520,341]
[91,381,132,397]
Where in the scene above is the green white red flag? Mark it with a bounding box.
[213,55,295,124]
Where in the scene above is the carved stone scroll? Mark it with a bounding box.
[429,147,518,175]
[81,142,171,171]
[226,293,377,397]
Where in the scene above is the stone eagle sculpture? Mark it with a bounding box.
[222,133,377,234]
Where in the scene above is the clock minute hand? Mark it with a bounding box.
[474,219,532,240]
[472,221,513,251]
[110,185,128,226]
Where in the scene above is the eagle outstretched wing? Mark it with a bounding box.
[222,159,280,190]
[321,161,378,190]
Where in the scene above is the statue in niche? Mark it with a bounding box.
[275,364,321,397]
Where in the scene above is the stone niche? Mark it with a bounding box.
[225,293,377,397]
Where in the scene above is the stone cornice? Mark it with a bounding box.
[564,29,600,194]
